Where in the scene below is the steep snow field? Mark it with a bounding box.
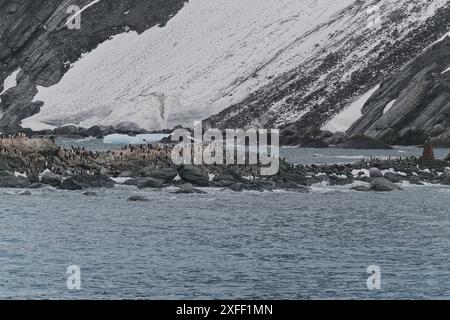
[322,85,380,133]
[0,68,21,97]
[22,0,356,131]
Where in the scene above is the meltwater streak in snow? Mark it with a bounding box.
[22,0,356,131]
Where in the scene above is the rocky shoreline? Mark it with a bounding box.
[0,138,449,197]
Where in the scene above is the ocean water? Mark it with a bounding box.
[0,140,449,299]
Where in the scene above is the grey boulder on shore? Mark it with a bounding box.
[58,174,116,190]
[127,195,150,202]
[0,174,30,188]
[178,165,209,187]
[136,177,164,189]
[142,167,178,182]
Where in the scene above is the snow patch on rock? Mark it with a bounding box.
[322,85,380,133]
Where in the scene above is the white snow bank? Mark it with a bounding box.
[383,99,396,114]
[0,68,21,96]
[322,85,380,133]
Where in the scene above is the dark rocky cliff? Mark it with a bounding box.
[346,36,450,146]
[0,0,186,133]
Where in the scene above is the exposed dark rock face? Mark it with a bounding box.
[0,173,30,188]
[177,165,209,187]
[0,0,187,133]
[347,37,450,145]
[136,177,164,189]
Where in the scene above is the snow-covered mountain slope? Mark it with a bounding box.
[22,0,357,131]
[2,0,450,146]
[0,0,186,133]
[207,0,450,145]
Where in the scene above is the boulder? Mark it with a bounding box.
[328,174,353,186]
[223,168,243,181]
[383,171,401,183]
[229,183,245,192]
[178,165,209,186]
[369,178,402,192]
[369,168,383,178]
[136,177,164,189]
[58,178,83,190]
[123,179,139,186]
[127,195,150,202]
[58,174,115,190]
[280,173,308,186]
[27,173,40,184]
[79,174,115,188]
[439,172,450,185]
[143,168,178,182]
[0,175,30,188]
[409,175,424,185]
[41,172,63,186]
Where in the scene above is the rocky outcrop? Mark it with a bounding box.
[0,0,186,133]
[41,171,63,186]
[369,177,402,192]
[0,173,30,188]
[58,174,115,190]
[347,36,450,145]
[127,195,150,202]
[136,177,164,189]
[142,167,178,182]
[177,165,209,187]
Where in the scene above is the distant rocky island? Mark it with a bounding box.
[0,136,449,199]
